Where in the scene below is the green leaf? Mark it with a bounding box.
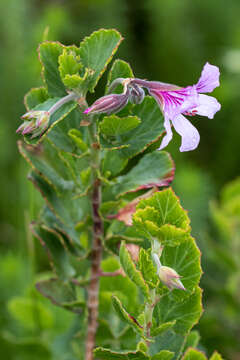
[112,295,143,336]
[154,287,202,335]
[151,350,175,360]
[120,242,150,299]
[79,29,123,92]
[150,331,185,360]
[100,115,141,136]
[31,223,75,279]
[209,352,223,360]
[18,140,75,195]
[182,348,207,360]
[108,151,174,198]
[160,236,202,299]
[24,87,49,110]
[183,331,200,353]
[36,278,85,313]
[138,248,159,288]
[68,128,88,152]
[38,41,66,97]
[101,150,128,178]
[150,321,176,337]
[28,171,90,249]
[94,347,150,360]
[137,188,190,231]
[7,296,53,330]
[59,48,82,79]
[106,59,134,94]
[100,96,165,159]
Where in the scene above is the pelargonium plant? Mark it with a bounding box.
[17,29,222,360]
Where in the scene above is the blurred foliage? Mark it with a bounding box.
[1,0,240,359]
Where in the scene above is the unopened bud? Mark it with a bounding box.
[158,266,185,291]
[84,90,130,116]
[129,84,145,104]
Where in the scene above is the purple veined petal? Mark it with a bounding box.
[195,94,221,119]
[196,62,220,93]
[172,114,200,152]
[158,116,173,150]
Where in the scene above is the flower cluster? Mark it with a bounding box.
[84,62,221,152]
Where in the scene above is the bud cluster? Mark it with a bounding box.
[16,110,50,138]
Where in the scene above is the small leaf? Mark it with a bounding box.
[58,48,82,79]
[24,87,49,110]
[183,331,200,353]
[151,350,174,360]
[138,248,159,288]
[209,352,223,360]
[182,348,207,360]
[106,59,134,94]
[94,347,150,360]
[120,242,150,299]
[150,321,176,337]
[68,128,88,152]
[112,295,143,336]
[38,41,66,97]
[100,115,141,136]
[79,29,123,92]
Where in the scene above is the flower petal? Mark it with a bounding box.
[172,114,200,152]
[196,62,220,93]
[195,94,221,119]
[158,116,173,150]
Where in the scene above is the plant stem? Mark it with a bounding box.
[85,120,103,360]
[48,92,78,115]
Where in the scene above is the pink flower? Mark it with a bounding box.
[134,63,221,152]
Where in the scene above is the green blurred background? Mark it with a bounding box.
[1,0,240,359]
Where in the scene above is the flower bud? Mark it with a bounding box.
[129,84,145,104]
[158,266,185,291]
[84,89,130,115]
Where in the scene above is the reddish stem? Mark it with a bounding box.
[85,179,103,360]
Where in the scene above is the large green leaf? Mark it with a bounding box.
[94,348,149,360]
[7,296,53,330]
[28,171,90,248]
[159,236,202,300]
[100,96,165,159]
[36,278,85,313]
[107,151,174,199]
[38,41,66,97]
[79,29,123,92]
[136,188,190,231]
[31,223,75,279]
[153,287,202,335]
